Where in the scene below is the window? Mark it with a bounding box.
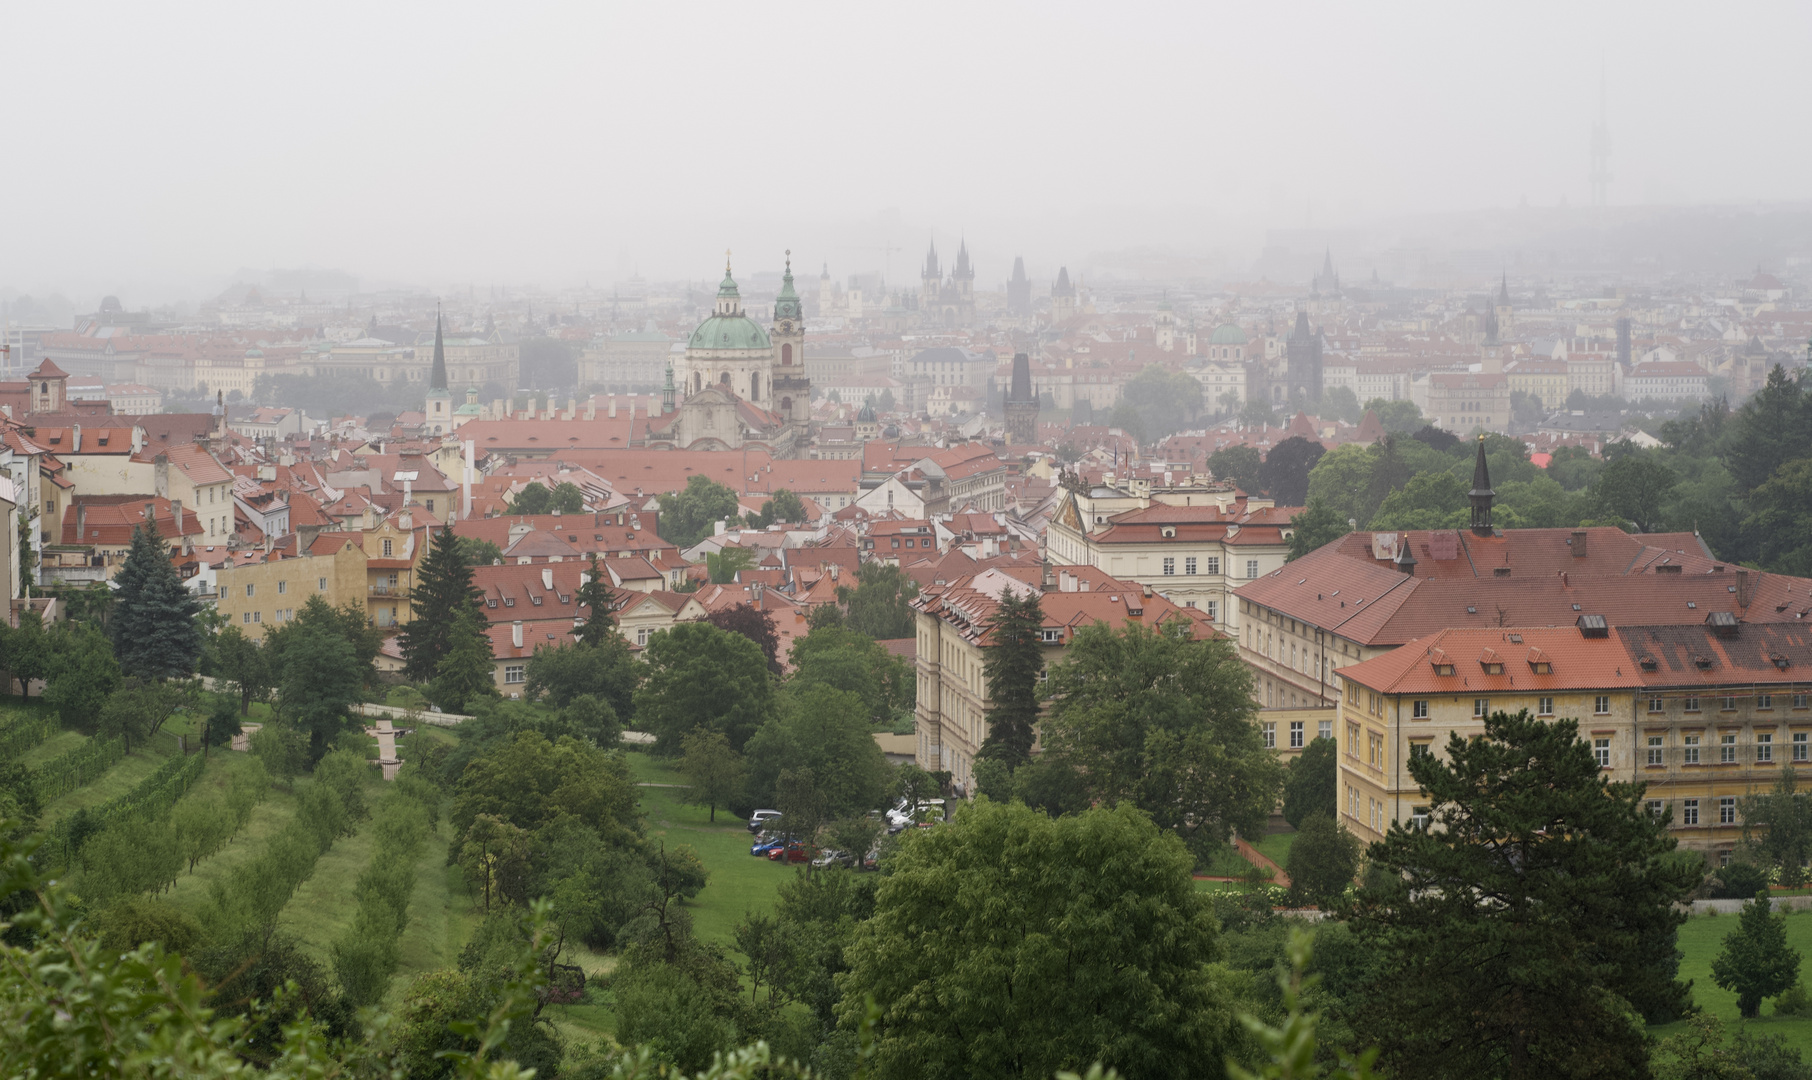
[1347,722,1360,756]
[1410,741,1431,759]
[1368,732,1384,767]
[382,538,393,557]
[1349,785,1359,818]
[504,665,525,685]
[1799,732,1810,762]
[1760,694,1775,710]
[1206,557,1220,575]
[426,499,435,513]
[1682,799,1700,826]
[1720,797,1737,825]
[1163,557,1175,576]
[1649,697,1664,713]
[1040,629,1061,643]
[1721,733,1738,763]
[1684,735,1701,764]
[1647,735,1664,765]
[1594,738,1610,768]
[252,611,260,623]
[1758,732,1774,762]
[1411,805,1430,829]
[245,584,255,597]
[1538,697,1554,716]
[1246,560,1260,579]
[1797,694,1810,710]
[1685,696,1701,712]
[1206,601,1219,623]
[1721,696,1737,712]
[277,580,287,594]
[1319,719,1332,740]
[1594,695,1610,715]
[636,628,650,647]
[318,577,327,591]
[242,612,251,624]
[1263,722,1276,749]
[1289,720,1304,749]
[1185,557,1197,575]
[1474,698,1489,718]
[1646,799,1664,818]
[1413,700,1429,719]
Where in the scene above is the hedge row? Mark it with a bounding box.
[0,713,58,762]
[41,750,207,870]
[31,736,128,805]
[332,783,435,1005]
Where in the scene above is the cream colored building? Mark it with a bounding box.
[214,516,432,636]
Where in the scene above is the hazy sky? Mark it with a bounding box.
[7,1,1809,303]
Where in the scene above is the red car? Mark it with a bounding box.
[766,840,809,863]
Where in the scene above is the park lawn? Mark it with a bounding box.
[18,729,87,767]
[627,750,788,952]
[273,768,386,961]
[1651,906,1812,1055]
[39,738,180,828]
[1200,843,1261,879]
[387,810,484,1003]
[1253,831,1296,868]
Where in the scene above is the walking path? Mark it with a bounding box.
[1235,837,1291,888]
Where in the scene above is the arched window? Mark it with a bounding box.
[781,343,793,365]
[780,396,792,414]
[750,374,760,401]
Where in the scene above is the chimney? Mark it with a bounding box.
[1737,567,1753,609]
[172,500,183,535]
[71,424,81,453]
[144,501,156,523]
[542,568,553,590]
[1570,530,1588,558]
[77,503,86,540]
[608,396,618,418]
[511,620,523,649]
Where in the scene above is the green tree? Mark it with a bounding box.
[548,481,584,514]
[744,684,894,818]
[658,474,742,550]
[449,730,638,849]
[1285,812,1360,908]
[1286,499,1351,562]
[1259,436,1326,506]
[400,525,483,681]
[97,679,191,755]
[433,605,498,713]
[44,621,121,730]
[1040,619,1283,858]
[1230,929,1382,1080]
[839,800,1239,1079]
[1363,397,1421,433]
[456,536,504,568]
[509,482,551,515]
[977,585,1043,768]
[634,621,774,752]
[109,523,204,679]
[1741,768,1812,889]
[1117,364,1205,441]
[211,624,270,715]
[1367,471,1469,531]
[1348,709,1700,1078]
[524,637,639,717]
[763,488,807,524]
[1724,365,1811,494]
[201,693,243,756]
[706,546,756,584]
[679,729,745,822]
[1208,445,1264,493]
[1241,397,1280,429]
[1591,451,1679,532]
[1746,458,1812,575]
[1712,890,1803,1018]
[788,624,914,724]
[1546,444,1603,491]
[3,609,51,697]
[1320,385,1362,425]
[572,552,619,645]
[279,622,364,758]
[839,561,919,640]
[1281,735,1338,828]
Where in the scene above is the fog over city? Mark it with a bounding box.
[7,0,1811,303]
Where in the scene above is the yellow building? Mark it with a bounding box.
[1337,620,1812,860]
[1506,358,1571,410]
[214,516,432,637]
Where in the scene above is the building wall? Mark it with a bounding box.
[214,544,368,639]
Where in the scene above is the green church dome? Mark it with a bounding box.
[688,314,771,351]
[1209,323,1248,345]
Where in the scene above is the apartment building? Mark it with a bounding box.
[214,516,432,635]
[1337,619,1812,860]
[912,565,1212,793]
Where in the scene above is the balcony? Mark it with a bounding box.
[368,584,409,598]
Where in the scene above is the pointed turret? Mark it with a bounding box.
[923,241,940,280]
[1468,434,1496,536]
[662,362,676,415]
[1498,272,1511,305]
[774,251,800,322]
[1483,304,1500,346]
[430,308,448,392]
[1321,247,1335,279]
[954,238,972,279]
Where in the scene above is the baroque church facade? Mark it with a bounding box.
[646,255,813,457]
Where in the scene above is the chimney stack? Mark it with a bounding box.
[72,424,81,453]
[511,620,523,649]
[1571,530,1588,558]
[542,568,554,590]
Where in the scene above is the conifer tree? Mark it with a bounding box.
[110,523,203,679]
[572,553,617,646]
[1712,889,1802,1018]
[432,606,497,714]
[400,526,482,681]
[978,586,1044,768]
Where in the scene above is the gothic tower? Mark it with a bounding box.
[1051,267,1077,323]
[1006,256,1031,317]
[921,241,941,313]
[952,239,975,309]
[426,306,451,435]
[771,252,812,436]
[1284,309,1323,404]
[1004,351,1039,445]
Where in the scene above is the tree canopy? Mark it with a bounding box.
[110,523,204,679]
[400,526,483,682]
[634,621,774,752]
[658,475,742,550]
[837,562,919,640]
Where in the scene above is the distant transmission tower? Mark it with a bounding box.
[1589,68,1611,207]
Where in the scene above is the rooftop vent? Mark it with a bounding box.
[1656,564,1683,575]
[1493,566,1511,577]
[1706,611,1740,639]
[1694,655,1715,671]
[1576,614,1609,638]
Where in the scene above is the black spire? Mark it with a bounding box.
[1498,272,1511,305]
[1469,434,1496,536]
[430,307,448,391]
[1009,352,1033,402]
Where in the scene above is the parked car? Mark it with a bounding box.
[766,840,809,863]
[812,849,853,870]
[889,799,947,831]
[750,833,787,857]
[747,809,783,834]
[862,842,882,870]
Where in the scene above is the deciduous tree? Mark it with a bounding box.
[657,474,741,550]
[2,609,51,697]
[838,562,918,640]
[679,729,745,822]
[1281,735,1338,828]
[1285,812,1360,909]
[634,621,774,752]
[705,602,782,675]
[1285,499,1351,562]
[1259,436,1326,506]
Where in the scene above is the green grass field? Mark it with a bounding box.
[1252,830,1296,869]
[162,757,302,910]
[39,737,181,828]
[1652,907,1812,1054]
[18,729,88,768]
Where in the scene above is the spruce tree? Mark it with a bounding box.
[1712,890,1802,1018]
[110,523,203,679]
[573,553,617,646]
[978,586,1044,768]
[432,605,497,713]
[399,526,481,681]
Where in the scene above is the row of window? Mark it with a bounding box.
[1649,694,1810,712]
[1646,731,1809,764]
[244,577,332,598]
[1650,797,1737,826]
[241,608,296,624]
[1261,719,1335,750]
[1161,556,1220,576]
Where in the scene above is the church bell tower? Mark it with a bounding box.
[771,251,812,437]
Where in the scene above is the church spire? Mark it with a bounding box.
[430,305,448,392]
[1469,435,1496,536]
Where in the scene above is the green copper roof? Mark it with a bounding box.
[1209,322,1247,345]
[775,257,801,321]
[688,314,772,351]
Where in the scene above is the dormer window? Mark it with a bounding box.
[1483,662,1504,675]
[1434,664,1455,676]
[1040,629,1061,643]
[1160,526,1176,538]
